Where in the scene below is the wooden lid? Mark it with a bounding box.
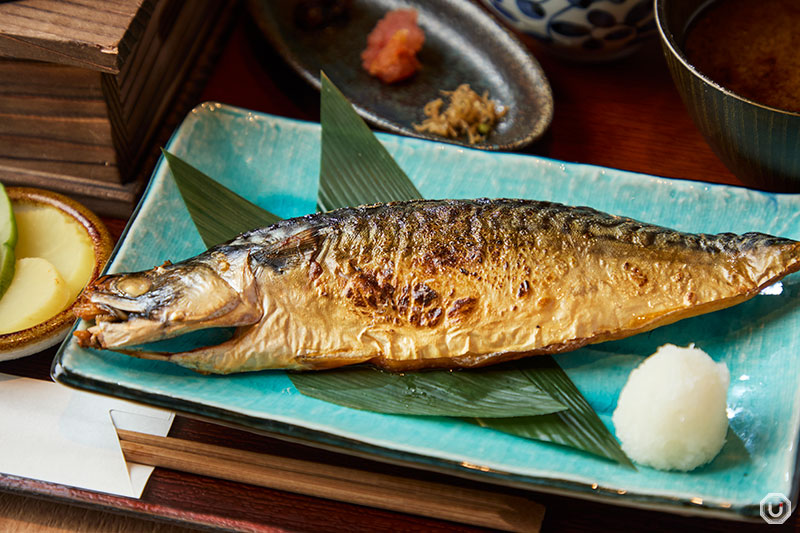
[0,0,154,74]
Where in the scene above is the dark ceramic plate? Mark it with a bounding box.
[247,0,553,151]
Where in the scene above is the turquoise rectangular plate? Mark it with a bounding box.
[54,103,800,521]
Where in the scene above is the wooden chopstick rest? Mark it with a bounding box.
[117,429,544,532]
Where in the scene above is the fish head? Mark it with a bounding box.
[74,257,262,349]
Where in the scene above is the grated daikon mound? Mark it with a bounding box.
[612,344,730,471]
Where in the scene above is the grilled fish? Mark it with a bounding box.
[74,199,800,374]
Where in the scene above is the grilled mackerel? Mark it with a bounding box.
[74,199,800,373]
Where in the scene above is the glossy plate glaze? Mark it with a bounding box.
[246,0,552,151]
[54,103,800,520]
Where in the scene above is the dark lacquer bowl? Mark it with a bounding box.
[655,0,800,193]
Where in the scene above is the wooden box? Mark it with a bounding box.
[0,0,235,216]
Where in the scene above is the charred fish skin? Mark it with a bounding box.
[75,199,800,374]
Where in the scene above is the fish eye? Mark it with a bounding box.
[115,277,152,298]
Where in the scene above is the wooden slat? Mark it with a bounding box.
[101,74,132,178]
[0,0,154,73]
[0,158,119,183]
[0,0,233,212]
[0,133,116,163]
[0,54,121,183]
[111,0,165,108]
[99,0,167,173]
[118,429,545,533]
[0,95,107,118]
[104,0,232,178]
[123,3,224,159]
[0,162,146,217]
[0,114,112,145]
[114,0,155,75]
[0,2,134,41]
[118,1,222,124]
[0,156,118,181]
[116,0,179,116]
[0,58,103,98]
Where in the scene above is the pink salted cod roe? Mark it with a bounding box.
[361,9,425,83]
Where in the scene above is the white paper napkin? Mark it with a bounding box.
[0,373,174,498]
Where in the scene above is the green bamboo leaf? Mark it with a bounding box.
[475,358,634,467]
[163,149,565,418]
[168,74,631,466]
[162,149,282,247]
[311,74,631,466]
[290,365,566,417]
[318,72,421,212]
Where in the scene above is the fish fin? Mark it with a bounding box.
[112,348,174,362]
[295,353,373,370]
[109,344,373,373]
[106,326,287,374]
[250,225,327,273]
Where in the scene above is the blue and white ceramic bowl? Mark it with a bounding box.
[482,0,656,62]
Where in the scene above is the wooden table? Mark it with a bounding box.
[0,6,791,532]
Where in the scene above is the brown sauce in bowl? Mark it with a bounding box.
[684,0,800,113]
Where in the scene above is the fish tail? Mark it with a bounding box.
[111,327,299,374]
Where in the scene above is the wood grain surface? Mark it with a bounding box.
[0,492,194,533]
[0,58,118,181]
[0,0,234,217]
[0,4,792,533]
[0,0,151,73]
[117,429,544,532]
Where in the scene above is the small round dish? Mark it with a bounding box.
[0,187,113,362]
[482,0,656,62]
